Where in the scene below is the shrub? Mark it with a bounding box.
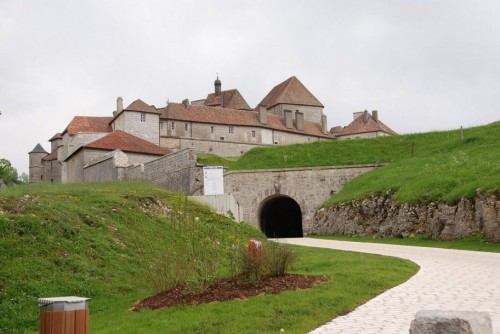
[232,241,297,285]
[263,241,297,277]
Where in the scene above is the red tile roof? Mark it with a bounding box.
[42,151,58,161]
[63,116,113,135]
[258,76,324,109]
[161,103,332,138]
[337,112,397,137]
[204,89,252,110]
[83,130,170,156]
[124,99,160,114]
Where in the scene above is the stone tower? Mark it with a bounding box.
[29,143,48,183]
[214,75,221,96]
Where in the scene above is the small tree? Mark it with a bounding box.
[0,158,19,186]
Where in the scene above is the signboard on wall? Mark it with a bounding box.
[203,166,224,195]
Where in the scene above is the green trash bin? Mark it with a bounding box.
[38,296,90,334]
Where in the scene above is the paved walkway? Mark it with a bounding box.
[280,238,500,333]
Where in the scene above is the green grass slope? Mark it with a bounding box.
[0,181,419,334]
[0,181,264,333]
[227,121,500,205]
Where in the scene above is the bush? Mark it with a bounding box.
[233,241,297,285]
[263,241,297,277]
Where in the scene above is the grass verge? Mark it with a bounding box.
[0,182,418,333]
[91,245,418,334]
[311,235,500,253]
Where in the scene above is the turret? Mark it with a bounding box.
[214,75,221,96]
[28,143,48,183]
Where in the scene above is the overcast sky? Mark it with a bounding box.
[1,0,499,175]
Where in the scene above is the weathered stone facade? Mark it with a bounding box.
[223,165,377,234]
[124,148,203,195]
[112,111,160,145]
[312,192,500,242]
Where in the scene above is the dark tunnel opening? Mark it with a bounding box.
[259,196,303,238]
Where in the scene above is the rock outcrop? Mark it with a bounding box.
[313,192,500,243]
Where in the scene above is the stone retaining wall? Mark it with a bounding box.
[124,148,202,194]
[313,192,500,242]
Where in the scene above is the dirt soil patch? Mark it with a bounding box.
[133,274,328,311]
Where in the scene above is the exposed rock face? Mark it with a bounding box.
[312,192,500,243]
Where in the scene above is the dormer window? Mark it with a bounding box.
[140,113,146,122]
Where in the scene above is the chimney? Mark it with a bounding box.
[182,99,190,110]
[284,110,293,129]
[259,105,267,124]
[295,111,304,131]
[117,97,123,113]
[321,115,328,134]
[363,110,369,122]
[353,111,363,120]
[372,110,378,122]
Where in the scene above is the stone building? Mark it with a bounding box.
[29,75,397,184]
[332,110,397,139]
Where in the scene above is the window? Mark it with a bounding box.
[185,123,189,131]
[171,122,175,130]
[140,113,146,122]
[160,122,164,129]
[229,126,234,134]
[211,126,214,133]
[252,130,256,138]
[220,136,225,141]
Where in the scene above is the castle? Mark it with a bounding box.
[29,76,396,184]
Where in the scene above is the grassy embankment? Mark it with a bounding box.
[0,181,418,334]
[199,121,500,206]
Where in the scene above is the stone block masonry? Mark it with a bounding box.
[124,148,202,195]
[224,164,377,233]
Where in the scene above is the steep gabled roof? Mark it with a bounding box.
[29,143,48,154]
[337,112,397,137]
[204,89,252,110]
[83,130,170,156]
[258,76,324,109]
[63,116,113,135]
[124,99,160,114]
[161,103,332,138]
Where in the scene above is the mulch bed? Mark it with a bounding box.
[133,274,328,311]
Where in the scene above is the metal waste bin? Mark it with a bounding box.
[38,296,90,334]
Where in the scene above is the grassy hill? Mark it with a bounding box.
[204,121,500,205]
[0,181,419,333]
[0,181,264,333]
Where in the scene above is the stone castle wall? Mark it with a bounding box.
[161,126,329,157]
[224,165,377,233]
[114,112,160,145]
[312,192,500,243]
[124,148,202,194]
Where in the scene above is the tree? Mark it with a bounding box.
[0,158,19,186]
[18,172,29,184]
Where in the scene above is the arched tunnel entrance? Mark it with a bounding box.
[259,195,303,238]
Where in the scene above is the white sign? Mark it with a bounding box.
[203,166,224,195]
